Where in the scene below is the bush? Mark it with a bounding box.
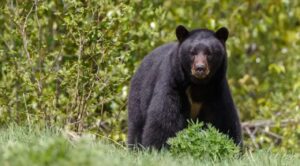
[0,0,166,141]
[167,122,240,160]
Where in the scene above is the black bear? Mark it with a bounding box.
[127,25,242,150]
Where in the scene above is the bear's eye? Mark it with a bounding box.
[207,54,213,60]
[190,50,197,55]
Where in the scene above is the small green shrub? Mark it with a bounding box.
[167,122,239,160]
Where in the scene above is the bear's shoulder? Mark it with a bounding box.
[136,42,177,72]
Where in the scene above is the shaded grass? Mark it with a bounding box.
[0,125,299,166]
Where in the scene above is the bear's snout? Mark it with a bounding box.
[195,64,205,73]
[191,55,210,79]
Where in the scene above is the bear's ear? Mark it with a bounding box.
[176,25,189,43]
[215,27,229,42]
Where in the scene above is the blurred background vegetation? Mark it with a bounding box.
[0,0,299,152]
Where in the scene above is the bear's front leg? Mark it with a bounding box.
[141,91,187,149]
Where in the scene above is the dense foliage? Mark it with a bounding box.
[167,122,239,160]
[0,0,299,152]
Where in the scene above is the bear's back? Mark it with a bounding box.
[131,42,177,85]
[129,42,177,112]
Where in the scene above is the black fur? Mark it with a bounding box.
[127,25,242,150]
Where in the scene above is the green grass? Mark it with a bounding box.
[0,125,299,166]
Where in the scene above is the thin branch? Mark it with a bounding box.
[261,130,282,141]
[21,2,35,65]
[244,127,259,148]
[242,119,300,129]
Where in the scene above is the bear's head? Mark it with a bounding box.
[176,25,228,84]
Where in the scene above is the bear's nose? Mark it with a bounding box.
[195,64,205,72]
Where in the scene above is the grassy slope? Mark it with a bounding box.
[0,125,299,166]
